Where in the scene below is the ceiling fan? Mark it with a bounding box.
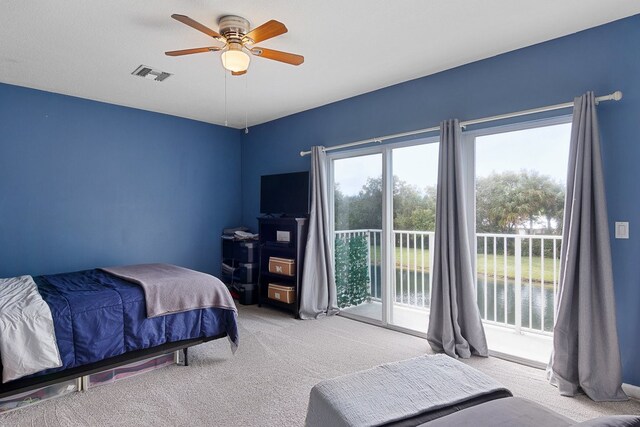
[165,14,304,76]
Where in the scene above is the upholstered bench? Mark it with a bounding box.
[305,354,511,427]
[304,355,640,427]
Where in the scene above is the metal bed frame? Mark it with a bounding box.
[0,332,226,399]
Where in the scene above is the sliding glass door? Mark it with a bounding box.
[328,117,570,364]
[332,152,383,322]
[330,138,439,333]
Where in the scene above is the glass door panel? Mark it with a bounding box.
[333,153,383,322]
[474,121,570,364]
[390,142,439,332]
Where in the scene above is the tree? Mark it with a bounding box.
[349,177,383,229]
[336,169,564,235]
[334,183,348,230]
[393,180,436,231]
[476,172,522,233]
[406,186,437,231]
[335,177,437,232]
[476,170,565,234]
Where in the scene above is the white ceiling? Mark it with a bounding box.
[1,1,639,129]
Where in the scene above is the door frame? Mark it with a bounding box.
[327,135,439,338]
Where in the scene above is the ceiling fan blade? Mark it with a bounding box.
[231,70,247,76]
[243,20,287,44]
[171,14,223,40]
[165,46,221,56]
[251,47,304,65]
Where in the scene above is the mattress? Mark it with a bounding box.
[1,269,238,379]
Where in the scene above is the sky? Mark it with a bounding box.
[334,122,571,196]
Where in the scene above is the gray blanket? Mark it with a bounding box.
[305,354,510,427]
[102,263,237,318]
[0,275,62,382]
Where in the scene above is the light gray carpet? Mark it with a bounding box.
[2,305,639,426]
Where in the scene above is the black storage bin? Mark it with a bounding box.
[222,239,258,264]
[233,283,258,305]
[233,262,258,284]
[235,241,258,263]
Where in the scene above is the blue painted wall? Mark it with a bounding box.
[0,83,242,277]
[242,15,640,386]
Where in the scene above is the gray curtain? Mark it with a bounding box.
[300,146,339,319]
[547,92,627,401]
[427,119,488,358]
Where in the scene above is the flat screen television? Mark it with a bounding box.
[260,171,310,216]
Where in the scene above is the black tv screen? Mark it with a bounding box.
[260,171,310,216]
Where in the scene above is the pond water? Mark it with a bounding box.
[366,266,555,332]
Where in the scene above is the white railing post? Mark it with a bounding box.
[373,231,378,299]
[366,230,372,298]
[428,232,435,307]
[540,238,545,332]
[503,237,508,325]
[413,232,418,307]
[514,236,522,334]
[553,237,558,325]
[398,233,403,304]
[483,236,488,320]
[493,236,497,322]
[420,234,425,308]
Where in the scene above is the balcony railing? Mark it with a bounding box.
[334,229,561,335]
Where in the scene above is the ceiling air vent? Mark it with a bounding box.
[132,65,171,82]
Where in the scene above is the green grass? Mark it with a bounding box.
[369,246,560,284]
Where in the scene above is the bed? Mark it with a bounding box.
[0,265,238,400]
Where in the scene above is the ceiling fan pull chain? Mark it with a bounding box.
[244,73,249,134]
[224,68,228,127]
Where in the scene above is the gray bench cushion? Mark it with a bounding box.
[305,354,511,427]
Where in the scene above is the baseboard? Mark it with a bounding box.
[623,383,640,400]
[488,349,546,370]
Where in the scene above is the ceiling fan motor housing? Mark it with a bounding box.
[218,15,250,42]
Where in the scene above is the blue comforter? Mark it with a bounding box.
[26,269,238,376]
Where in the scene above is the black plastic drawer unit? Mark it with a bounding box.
[221,262,258,284]
[231,283,258,305]
[222,240,258,263]
[234,263,258,283]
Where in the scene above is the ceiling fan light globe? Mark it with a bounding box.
[221,49,251,73]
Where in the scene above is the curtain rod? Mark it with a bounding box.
[299,91,623,157]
